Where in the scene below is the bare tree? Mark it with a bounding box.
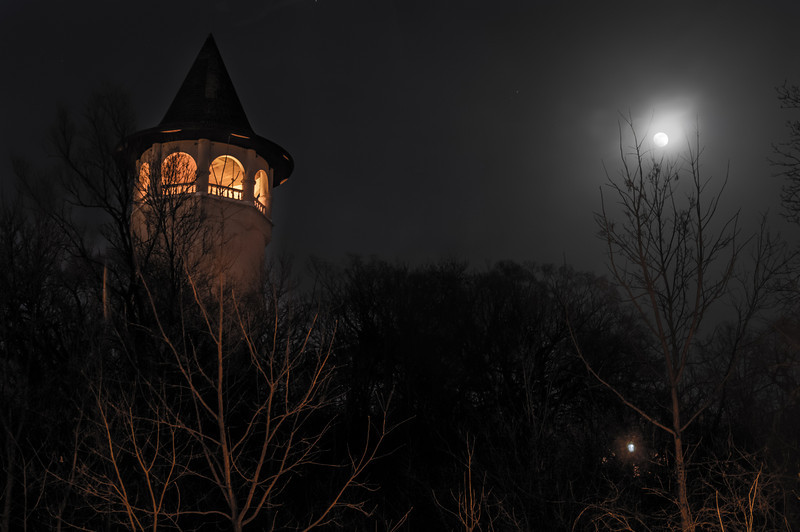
[22,88,139,287]
[697,450,789,531]
[130,147,207,302]
[0,194,89,532]
[433,435,511,532]
[135,271,389,531]
[772,82,800,224]
[17,86,204,326]
[572,118,786,530]
[54,379,188,532]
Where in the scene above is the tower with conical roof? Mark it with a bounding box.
[125,35,292,290]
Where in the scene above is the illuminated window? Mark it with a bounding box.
[208,155,245,200]
[161,152,197,193]
[138,162,150,198]
[254,169,268,203]
[210,155,245,190]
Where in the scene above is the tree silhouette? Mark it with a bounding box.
[577,118,787,530]
[773,82,800,224]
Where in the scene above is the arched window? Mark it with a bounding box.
[209,156,245,199]
[254,169,268,202]
[137,162,150,199]
[253,169,269,216]
[161,152,197,194]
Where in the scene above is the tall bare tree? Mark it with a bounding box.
[573,119,786,530]
[133,271,388,531]
[0,193,94,531]
[773,82,800,224]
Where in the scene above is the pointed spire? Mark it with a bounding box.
[124,35,294,186]
[159,34,252,131]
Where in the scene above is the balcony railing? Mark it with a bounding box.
[162,182,196,195]
[208,183,243,200]
[139,181,270,221]
[254,200,268,217]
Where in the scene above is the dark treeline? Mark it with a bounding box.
[2,90,800,531]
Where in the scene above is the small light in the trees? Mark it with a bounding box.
[653,132,669,147]
[627,442,635,453]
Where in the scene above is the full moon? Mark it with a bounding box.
[627,442,635,453]
[653,132,669,147]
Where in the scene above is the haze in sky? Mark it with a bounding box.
[2,0,798,271]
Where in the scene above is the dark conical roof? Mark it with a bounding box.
[160,35,252,131]
[123,34,294,186]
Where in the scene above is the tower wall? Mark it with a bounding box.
[125,35,292,293]
[132,139,276,293]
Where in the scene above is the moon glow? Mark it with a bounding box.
[653,132,669,147]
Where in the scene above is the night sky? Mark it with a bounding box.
[2,0,799,271]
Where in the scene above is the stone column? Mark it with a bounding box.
[150,143,162,194]
[196,139,211,195]
[243,148,256,202]
[267,168,274,218]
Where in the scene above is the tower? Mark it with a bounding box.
[125,35,293,290]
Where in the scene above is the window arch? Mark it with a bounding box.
[210,155,245,189]
[254,169,268,203]
[137,162,150,199]
[253,169,270,216]
[161,152,197,193]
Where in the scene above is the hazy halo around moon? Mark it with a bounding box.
[654,132,669,147]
